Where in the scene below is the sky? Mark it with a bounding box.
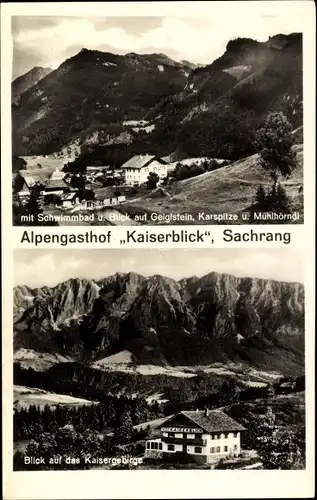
[11,7,303,79]
[14,248,303,288]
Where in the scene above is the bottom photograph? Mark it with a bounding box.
[13,248,305,470]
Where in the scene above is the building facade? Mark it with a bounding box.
[121,155,168,186]
[145,410,246,464]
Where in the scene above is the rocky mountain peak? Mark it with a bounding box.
[14,270,304,372]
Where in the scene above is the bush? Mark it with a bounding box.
[78,189,95,202]
[215,456,260,470]
[44,194,62,206]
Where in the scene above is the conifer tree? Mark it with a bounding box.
[255,184,268,208]
[114,408,133,444]
[257,112,297,192]
[22,184,43,224]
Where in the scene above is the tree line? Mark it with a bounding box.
[14,394,159,443]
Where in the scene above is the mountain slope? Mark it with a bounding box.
[14,271,305,373]
[12,33,302,161]
[144,33,302,159]
[12,50,193,155]
[12,66,52,100]
[124,143,303,223]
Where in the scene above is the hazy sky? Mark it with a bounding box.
[14,248,303,288]
[12,7,302,79]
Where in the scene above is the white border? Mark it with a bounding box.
[1,2,316,499]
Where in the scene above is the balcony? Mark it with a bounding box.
[163,437,207,446]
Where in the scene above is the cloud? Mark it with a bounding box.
[14,248,303,288]
[12,11,303,77]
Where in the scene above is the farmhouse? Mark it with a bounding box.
[145,410,246,464]
[19,171,48,188]
[50,166,66,180]
[17,179,31,202]
[60,192,77,208]
[41,178,69,196]
[86,166,109,172]
[16,171,48,201]
[121,154,168,186]
[74,187,126,210]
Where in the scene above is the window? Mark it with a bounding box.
[233,445,238,451]
[216,447,220,453]
[224,446,228,452]
[233,432,238,438]
[147,442,150,449]
[168,433,174,438]
[224,433,228,439]
[187,434,195,439]
[167,444,175,451]
[175,433,183,438]
[213,435,218,440]
[194,447,202,454]
[154,442,158,450]
[211,447,216,453]
[159,442,162,450]
[150,442,155,449]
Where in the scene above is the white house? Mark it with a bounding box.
[145,410,246,464]
[39,167,69,196]
[60,192,77,208]
[50,167,66,181]
[120,155,168,186]
[79,195,126,210]
[86,166,109,172]
[17,180,31,202]
[41,178,70,196]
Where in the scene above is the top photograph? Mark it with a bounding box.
[11,14,303,227]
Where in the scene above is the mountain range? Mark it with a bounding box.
[12,51,193,156]
[12,66,52,101]
[12,33,302,161]
[14,271,304,373]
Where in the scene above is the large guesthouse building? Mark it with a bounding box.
[145,410,246,464]
[121,154,168,186]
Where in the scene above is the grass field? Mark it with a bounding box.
[122,145,303,225]
[14,385,97,410]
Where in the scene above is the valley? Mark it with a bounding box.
[12,32,303,226]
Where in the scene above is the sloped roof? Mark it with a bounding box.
[158,410,246,433]
[93,187,126,201]
[60,192,77,201]
[22,175,47,186]
[87,165,109,170]
[45,178,69,189]
[121,155,167,170]
[18,184,31,194]
[50,168,66,180]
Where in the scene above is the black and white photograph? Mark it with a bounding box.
[13,248,305,471]
[11,10,303,227]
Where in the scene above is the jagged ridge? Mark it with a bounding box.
[14,271,304,372]
[12,66,52,100]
